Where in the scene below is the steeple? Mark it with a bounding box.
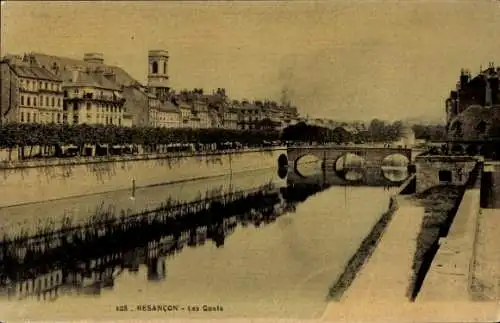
[147,50,170,99]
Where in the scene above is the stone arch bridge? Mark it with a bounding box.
[283,145,414,186]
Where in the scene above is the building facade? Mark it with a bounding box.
[0,54,64,124]
[447,63,500,142]
[0,58,19,124]
[62,68,126,126]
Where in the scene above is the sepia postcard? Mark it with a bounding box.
[1,1,500,322]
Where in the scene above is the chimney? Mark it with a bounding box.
[104,69,116,83]
[83,53,104,64]
[459,69,469,89]
[71,69,79,83]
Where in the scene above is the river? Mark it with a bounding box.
[0,166,400,320]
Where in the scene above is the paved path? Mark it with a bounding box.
[417,188,480,302]
[471,209,500,300]
[322,204,424,320]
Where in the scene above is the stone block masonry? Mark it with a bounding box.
[416,177,481,301]
[0,147,286,208]
[414,155,481,193]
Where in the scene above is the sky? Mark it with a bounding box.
[1,1,500,122]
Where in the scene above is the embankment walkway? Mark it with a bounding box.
[322,200,424,320]
[471,209,500,300]
[417,187,480,301]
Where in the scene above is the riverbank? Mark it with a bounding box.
[0,147,286,208]
[0,168,285,238]
[408,185,464,299]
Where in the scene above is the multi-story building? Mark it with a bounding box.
[29,52,147,127]
[193,102,210,128]
[0,54,64,124]
[446,62,500,142]
[222,107,239,130]
[62,68,126,126]
[236,101,262,130]
[150,101,180,128]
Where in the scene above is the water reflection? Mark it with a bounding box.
[381,154,410,182]
[0,182,329,302]
[334,153,366,181]
[295,155,322,177]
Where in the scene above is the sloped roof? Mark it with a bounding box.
[62,71,121,91]
[10,64,61,82]
[122,85,149,123]
[30,52,142,87]
[449,105,495,140]
[158,101,179,113]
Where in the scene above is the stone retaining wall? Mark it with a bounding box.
[416,165,482,301]
[0,147,286,208]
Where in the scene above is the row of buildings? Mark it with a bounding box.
[0,50,299,130]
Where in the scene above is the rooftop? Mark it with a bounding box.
[29,52,141,87]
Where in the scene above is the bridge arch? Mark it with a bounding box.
[334,152,366,181]
[277,154,288,168]
[381,153,410,182]
[294,153,323,178]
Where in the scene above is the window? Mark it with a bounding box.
[74,89,79,94]
[34,98,37,106]
[45,82,48,89]
[163,61,167,74]
[21,96,25,106]
[21,112,24,122]
[51,97,55,107]
[439,170,452,183]
[57,113,61,123]
[51,113,55,123]
[87,103,91,110]
[152,61,158,74]
[27,80,31,89]
[27,113,31,123]
[39,81,42,88]
[27,97,31,106]
[58,98,61,107]
[33,113,37,122]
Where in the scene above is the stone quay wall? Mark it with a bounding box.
[417,163,482,301]
[414,155,482,193]
[0,147,287,208]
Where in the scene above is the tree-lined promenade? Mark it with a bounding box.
[0,121,447,160]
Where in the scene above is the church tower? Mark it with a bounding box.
[147,50,170,99]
